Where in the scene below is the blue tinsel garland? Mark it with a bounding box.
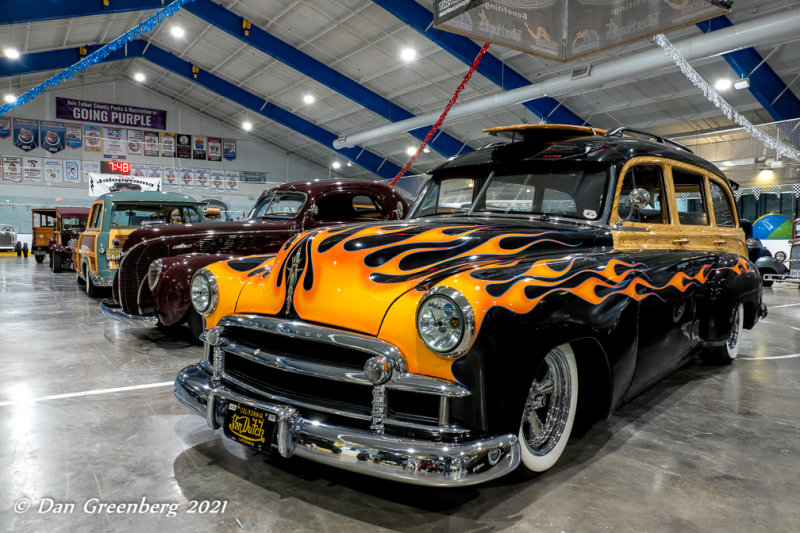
[0,0,196,116]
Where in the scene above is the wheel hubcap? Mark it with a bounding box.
[521,348,572,456]
[728,306,741,351]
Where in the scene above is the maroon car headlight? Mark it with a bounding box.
[190,268,218,316]
[416,286,475,357]
[147,259,163,290]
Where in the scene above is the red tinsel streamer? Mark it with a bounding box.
[389,42,490,187]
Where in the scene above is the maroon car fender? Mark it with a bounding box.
[152,253,231,326]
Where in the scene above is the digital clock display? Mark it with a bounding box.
[100,161,131,174]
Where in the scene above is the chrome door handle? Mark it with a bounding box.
[713,239,727,245]
[672,238,690,244]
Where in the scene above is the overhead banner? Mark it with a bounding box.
[44,159,63,183]
[144,131,160,157]
[40,121,65,154]
[192,136,207,160]
[207,137,222,162]
[66,123,82,149]
[161,132,176,158]
[14,118,39,152]
[64,160,81,183]
[103,127,127,159]
[433,0,732,62]
[2,155,22,182]
[89,173,162,197]
[0,117,11,139]
[223,138,237,161]
[127,129,144,156]
[56,97,167,130]
[176,133,192,159]
[239,170,268,183]
[84,125,102,152]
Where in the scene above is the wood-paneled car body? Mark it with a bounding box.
[48,207,90,273]
[176,125,765,486]
[31,208,58,263]
[74,192,206,297]
[101,180,407,336]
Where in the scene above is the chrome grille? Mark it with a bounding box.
[119,242,167,314]
[213,315,470,437]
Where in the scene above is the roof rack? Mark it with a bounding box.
[605,127,693,153]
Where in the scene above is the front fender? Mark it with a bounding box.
[152,253,230,326]
[755,256,789,275]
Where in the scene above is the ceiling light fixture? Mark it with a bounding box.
[133,72,146,82]
[406,146,416,156]
[332,161,341,169]
[714,78,732,91]
[733,77,750,90]
[346,161,353,167]
[170,25,185,38]
[3,48,20,59]
[422,146,430,154]
[4,94,16,103]
[242,121,253,131]
[303,94,315,104]
[400,47,417,62]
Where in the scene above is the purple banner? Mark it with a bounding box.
[56,97,167,130]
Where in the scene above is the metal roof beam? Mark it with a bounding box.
[0,0,164,24]
[183,0,467,158]
[697,16,800,121]
[0,41,407,180]
[371,0,586,126]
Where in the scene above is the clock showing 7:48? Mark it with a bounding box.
[100,161,131,174]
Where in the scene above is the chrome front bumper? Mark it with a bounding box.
[762,273,800,284]
[91,273,115,287]
[175,364,520,487]
[100,300,159,326]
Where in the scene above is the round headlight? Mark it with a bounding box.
[416,287,474,357]
[147,258,163,290]
[190,269,218,316]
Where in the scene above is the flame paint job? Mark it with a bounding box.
[208,220,758,383]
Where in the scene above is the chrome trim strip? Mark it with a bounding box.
[218,314,406,371]
[175,365,519,486]
[100,301,158,326]
[220,370,470,435]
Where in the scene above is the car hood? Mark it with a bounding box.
[122,218,295,251]
[234,219,613,336]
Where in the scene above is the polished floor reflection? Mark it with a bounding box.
[2,256,799,532]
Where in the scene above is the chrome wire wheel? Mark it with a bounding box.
[518,344,578,473]
[727,305,741,353]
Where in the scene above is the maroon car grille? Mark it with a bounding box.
[119,243,168,314]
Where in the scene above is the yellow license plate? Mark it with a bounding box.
[106,249,122,260]
[223,403,276,454]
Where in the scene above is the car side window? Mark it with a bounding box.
[89,205,102,228]
[708,181,735,228]
[617,164,668,224]
[672,169,709,226]
[351,195,385,218]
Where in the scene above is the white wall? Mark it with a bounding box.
[1,80,329,230]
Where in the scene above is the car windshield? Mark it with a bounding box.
[110,204,203,228]
[62,216,86,229]
[470,163,610,221]
[249,191,307,219]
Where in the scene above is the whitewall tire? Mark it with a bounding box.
[518,343,578,473]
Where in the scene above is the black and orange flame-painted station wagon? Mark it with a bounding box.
[175,125,766,486]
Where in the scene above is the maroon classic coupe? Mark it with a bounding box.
[101,179,408,336]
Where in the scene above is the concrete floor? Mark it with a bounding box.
[1,256,799,533]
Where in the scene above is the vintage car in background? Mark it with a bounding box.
[31,208,58,263]
[101,180,408,337]
[763,216,800,286]
[741,218,789,287]
[175,125,765,486]
[0,225,17,252]
[48,207,90,273]
[74,191,206,297]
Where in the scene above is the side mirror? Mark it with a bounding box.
[308,203,319,217]
[627,188,651,211]
[393,201,404,220]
